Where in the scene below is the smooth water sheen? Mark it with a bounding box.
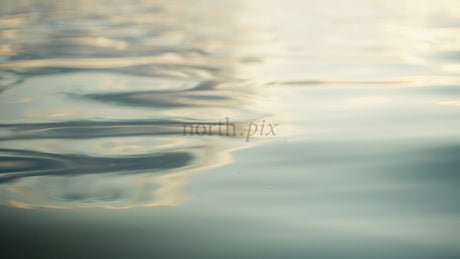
[1,0,460,258]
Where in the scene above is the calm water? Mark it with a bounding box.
[1,0,460,258]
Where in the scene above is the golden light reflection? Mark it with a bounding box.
[0,54,193,69]
[0,138,256,209]
[0,0,270,209]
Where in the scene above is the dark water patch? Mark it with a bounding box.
[0,119,250,140]
[10,41,210,60]
[0,148,193,183]
[82,90,231,108]
[428,51,460,62]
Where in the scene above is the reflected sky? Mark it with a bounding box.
[0,0,266,209]
[1,0,460,258]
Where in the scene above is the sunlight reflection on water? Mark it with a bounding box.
[0,0,460,258]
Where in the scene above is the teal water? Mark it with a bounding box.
[1,0,460,258]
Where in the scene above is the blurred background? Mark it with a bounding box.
[0,0,460,258]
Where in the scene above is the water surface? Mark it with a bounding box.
[1,0,460,258]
